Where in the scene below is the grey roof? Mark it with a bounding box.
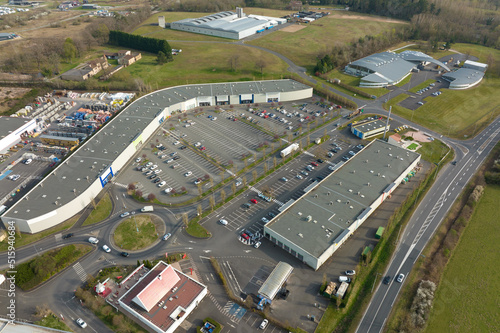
[348,51,450,85]
[352,119,387,133]
[442,68,485,87]
[173,11,270,34]
[266,140,420,258]
[258,262,293,300]
[6,80,310,221]
[0,116,33,139]
[61,67,93,78]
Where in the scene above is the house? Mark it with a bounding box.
[118,53,141,66]
[60,55,109,81]
[289,0,303,11]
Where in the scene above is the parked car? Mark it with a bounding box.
[345,270,356,276]
[250,199,258,204]
[184,171,192,177]
[102,245,111,253]
[146,162,153,167]
[254,241,262,249]
[311,161,319,167]
[153,178,161,183]
[173,141,180,145]
[154,169,162,174]
[259,319,269,329]
[164,187,173,193]
[261,217,270,223]
[219,219,228,225]
[157,181,166,187]
[235,180,242,186]
[296,174,303,179]
[24,158,32,165]
[173,156,180,160]
[281,177,288,182]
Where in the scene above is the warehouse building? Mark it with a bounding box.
[170,7,286,40]
[1,80,312,233]
[0,116,38,153]
[442,60,488,89]
[351,119,389,139]
[264,140,420,270]
[344,51,450,88]
[462,60,488,72]
[118,261,207,333]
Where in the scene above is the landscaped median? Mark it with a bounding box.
[82,192,113,226]
[113,214,162,250]
[12,244,92,290]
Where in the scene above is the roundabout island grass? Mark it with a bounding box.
[114,215,161,250]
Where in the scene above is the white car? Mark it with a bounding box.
[296,174,303,179]
[259,319,268,329]
[88,237,99,244]
[173,141,180,145]
[135,157,142,163]
[254,241,262,248]
[10,174,20,181]
[194,142,201,147]
[155,143,163,148]
[261,217,270,223]
[166,159,174,163]
[235,180,242,187]
[162,233,171,241]
[159,154,167,159]
[396,273,405,283]
[76,318,87,328]
[24,158,32,164]
[157,181,166,187]
[146,162,153,167]
[102,245,111,253]
[194,179,202,185]
[150,164,158,170]
[219,219,228,225]
[120,212,130,218]
[164,187,173,193]
[184,171,192,177]
[154,169,161,174]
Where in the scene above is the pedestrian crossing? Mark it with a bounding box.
[114,182,128,189]
[73,262,87,282]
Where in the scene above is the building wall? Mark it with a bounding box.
[265,227,319,269]
[170,23,239,39]
[0,119,36,152]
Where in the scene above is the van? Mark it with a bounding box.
[339,276,351,283]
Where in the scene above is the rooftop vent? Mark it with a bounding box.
[297,212,302,216]
[298,233,304,238]
[306,215,312,222]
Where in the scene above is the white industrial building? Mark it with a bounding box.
[0,117,38,153]
[264,140,421,270]
[344,51,451,88]
[170,7,286,40]
[351,119,390,139]
[442,60,488,90]
[1,80,312,233]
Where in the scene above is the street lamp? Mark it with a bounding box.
[371,272,383,293]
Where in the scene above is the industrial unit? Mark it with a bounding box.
[1,80,312,233]
[344,51,450,88]
[351,119,390,139]
[264,140,420,270]
[442,60,488,89]
[170,7,286,40]
[0,116,38,153]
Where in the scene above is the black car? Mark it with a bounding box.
[62,233,74,239]
[451,161,457,165]
[317,159,324,163]
[120,252,129,257]
[149,174,157,179]
[179,146,187,150]
[153,178,161,183]
[383,276,391,284]
[173,156,180,160]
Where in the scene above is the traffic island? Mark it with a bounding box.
[113,214,163,251]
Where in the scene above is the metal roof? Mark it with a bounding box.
[258,262,293,300]
[5,80,310,221]
[265,140,420,258]
[0,116,34,139]
[173,11,271,34]
[442,68,485,88]
[352,119,387,133]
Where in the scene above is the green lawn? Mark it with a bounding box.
[82,193,112,226]
[407,143,418,150]
[35,314,73,331]
[409,79,436,93]
[325,69,389,97]
[416,139,450,163]
[383,74,500,138]
[249,16,404,70]
[425,185,500,333]
[119,42,289,87]
[395,74,412,87]
[114,215,158,250]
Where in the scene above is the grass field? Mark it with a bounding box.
[114,215,158,250]
[407,143,418,150]
[82,193,112,226]
[325,69,389,97]
[249,17,404,70]
[383,74,500,138]
[35,314,72,331]
[425,185,500,333]
[119,42,289,87]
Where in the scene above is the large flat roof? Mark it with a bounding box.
[0,117,34,139]
[6,80,310,221]
[442,68,485,87]
[352,119,387,133]
[266,140,420,258]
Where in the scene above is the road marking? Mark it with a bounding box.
[72,262,87,282]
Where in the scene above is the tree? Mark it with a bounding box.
[228,54,240,72]
[197,183,203,196]
[135,190,143,198]
[252,170,257,183]
[255,58,267,75]
[220,189,226,202]
[197,204,202,216]
[128,183,136,191]
[157,51,168,65]
[209,195,215,211]
[242,176,247,187]
[231,183,236,196]
[182,213,188,226]
[147,193,156,201]
[62,38,78,62]
[273,156,277,168]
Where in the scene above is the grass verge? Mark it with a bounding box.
[408,79,436,93]
[13,244,92,290]
[82,192,112,226]
[114,215,158,250]
[35,313,73,331]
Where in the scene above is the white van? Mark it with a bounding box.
[339,276,351,283]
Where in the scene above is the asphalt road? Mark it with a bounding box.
[356,117,500,333]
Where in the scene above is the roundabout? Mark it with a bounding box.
[113,214,165,251]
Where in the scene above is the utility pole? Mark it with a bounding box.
[382,106,391,140]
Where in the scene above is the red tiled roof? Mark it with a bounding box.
[132,265,180,311]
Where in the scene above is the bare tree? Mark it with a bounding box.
[197,204,202,216]
[228,54,240,72]
[255,58,267,75]
[231,183,236,196]
[220,189,226,202]
[147,193,156,202]
[128,183,136,191]
[209,195,215,211]
[252,170,257,183]
[182,213,188,227]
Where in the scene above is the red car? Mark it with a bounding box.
[311,161,319,167]
[264,115,269,119]
[241,233,250,240]
[250,199,258,204]
[200,146,206,151]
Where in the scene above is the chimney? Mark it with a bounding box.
[237,7,243,18]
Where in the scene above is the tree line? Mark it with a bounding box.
[109,30,173,62]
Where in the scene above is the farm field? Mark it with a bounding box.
[249,14,405,71]
[425,185,500,333]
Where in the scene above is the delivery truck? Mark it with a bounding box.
[141,206,154,212]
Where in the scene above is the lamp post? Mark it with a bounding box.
[371,272,382,293]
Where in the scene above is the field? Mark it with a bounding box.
[249,13,406,70]
[114,215,159,250]
[82,193,112,226]
[119,42,289,87]
[425,185,500,333]
[384,73,500,138]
